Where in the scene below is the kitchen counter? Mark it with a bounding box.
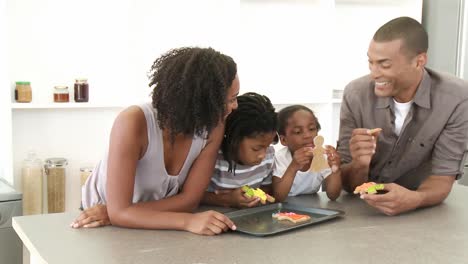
[13,184,468,264]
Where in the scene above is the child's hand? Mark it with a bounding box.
[215,188,261,208]
[291,147,314,172]
[325,145,341,173]
[185,210,236,235]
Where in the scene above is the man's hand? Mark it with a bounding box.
[360,183,422,216]
[349,128,381,169]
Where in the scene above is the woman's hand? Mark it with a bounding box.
[70,204,111,228]
[184,210,236,235]
[325,145,341,173]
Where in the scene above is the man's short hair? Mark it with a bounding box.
[373,16,428,56]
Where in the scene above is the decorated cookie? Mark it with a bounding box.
[354,182,385,194]
[272,212,311,223]
[368,128,382,135]
[241,185,275,204]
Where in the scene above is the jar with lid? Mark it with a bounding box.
[80,166,93,186]
[44,158,68,213]
[74,78,89,102]
[53,86,69,103]
[21,151,43,215]
[15,81,32,103]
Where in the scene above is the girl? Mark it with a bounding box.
[272,105,342,202]
[71,47,239,236]
[202,92,278,208]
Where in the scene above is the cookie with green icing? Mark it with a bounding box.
[241,185,275,204]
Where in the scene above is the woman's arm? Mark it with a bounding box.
[108,110,229,224]
[75,108,234,233]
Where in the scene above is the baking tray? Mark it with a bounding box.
[225,203,344,236]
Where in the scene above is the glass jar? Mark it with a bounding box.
[80,166,93,186]
[15,81,32,103]
[74,78,89,102]
[21,151,43,215]
[44,158,68,213]
[53,86,69,103]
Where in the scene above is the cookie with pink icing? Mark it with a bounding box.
[272,212,311,223]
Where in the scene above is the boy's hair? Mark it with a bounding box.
[222,92,277,172]
[149,47,237,142]
[277,105,321,136]
[373,16,428,57]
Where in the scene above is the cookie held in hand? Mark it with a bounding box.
[241,185,275,204]
[354,182,385,194]
[368,128,383,135]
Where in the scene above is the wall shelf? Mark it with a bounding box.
[11,102,129,109]
[272,99,335,105]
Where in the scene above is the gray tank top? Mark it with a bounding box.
[82,103,208,208]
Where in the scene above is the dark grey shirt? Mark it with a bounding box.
[338,68,468,190]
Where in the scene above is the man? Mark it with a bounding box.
[338,16,468,216]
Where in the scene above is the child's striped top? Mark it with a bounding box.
[207,146,275,192]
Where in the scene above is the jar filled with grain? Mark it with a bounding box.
[44,158,68,213]
[21,151,43,215]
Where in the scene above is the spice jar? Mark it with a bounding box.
[53,86,69,103]
[80,166,93,186]
[74,78,89,102]
[44,158,68,213]
[15,81,32,103]
[21,151,43,215]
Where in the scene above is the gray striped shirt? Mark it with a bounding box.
[207,146,275,191]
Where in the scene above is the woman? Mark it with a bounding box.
[71,47,240,235]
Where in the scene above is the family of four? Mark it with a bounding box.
[70,17,468,235]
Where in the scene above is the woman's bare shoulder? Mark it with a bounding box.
[115,105,146,127]
[111,105,148,143]
[205,121,225,146]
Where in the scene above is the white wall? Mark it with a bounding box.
[7,0,239,105]
[4,0,422,212]
[334,1,423,89]
[0,0,13,184]
[239,0,335,104]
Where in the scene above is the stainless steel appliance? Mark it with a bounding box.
[0,178,22,264]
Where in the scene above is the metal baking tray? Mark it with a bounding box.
[225,203,344,236]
